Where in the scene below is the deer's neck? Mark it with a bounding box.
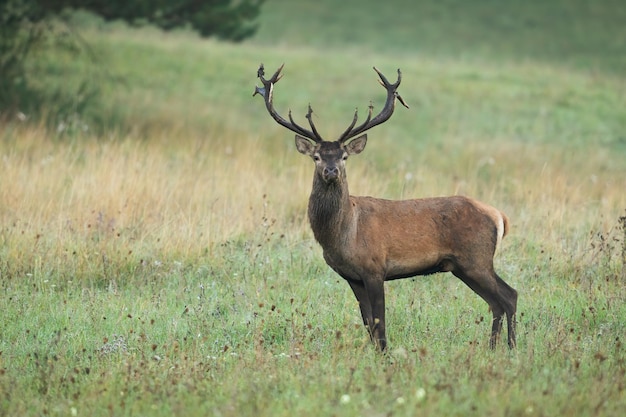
[307,176,354,249]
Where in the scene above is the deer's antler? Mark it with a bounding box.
[253,63,324,143]
[337,67,409,143]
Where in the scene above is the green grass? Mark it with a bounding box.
[2,1,626,416]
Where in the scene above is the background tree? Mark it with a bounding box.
[0,0,264,118]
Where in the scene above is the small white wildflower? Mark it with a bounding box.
[415,387,426,402]
[478,156,495,168]
[396,396,405,405]
[392,346,407,359]
[71,407,78,416]
[340,394,351,404]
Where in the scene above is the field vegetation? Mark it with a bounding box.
[1,1,626,416]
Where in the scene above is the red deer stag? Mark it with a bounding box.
[253,63,517,351]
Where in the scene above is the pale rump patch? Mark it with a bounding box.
[495,214,505,248]
[471,199,509,250]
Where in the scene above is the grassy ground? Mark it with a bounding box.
[1,1,626,416]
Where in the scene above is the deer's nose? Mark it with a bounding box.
[323,166,340,181]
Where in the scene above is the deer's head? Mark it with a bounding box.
[254,64,409,185]
[294,135,366,184]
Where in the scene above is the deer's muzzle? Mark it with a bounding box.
[322,166,340,182]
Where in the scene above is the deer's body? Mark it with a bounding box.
[311,193,507,282]
[254,64,517,351]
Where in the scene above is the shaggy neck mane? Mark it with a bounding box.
[307,175,352,247]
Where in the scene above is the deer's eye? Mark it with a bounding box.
[313,154,321,162]
[342,154,348,161]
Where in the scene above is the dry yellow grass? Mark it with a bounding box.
[2,130,261,246]
[2,123,623,274]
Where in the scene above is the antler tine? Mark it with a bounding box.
[338,108,359,140]
[375,67,410,109]
[258,62,284,85]
[373,66,400,88]
[338,103,374,143]
[303,105,324,141]
[338,67,409,143]
[253,63,324,143]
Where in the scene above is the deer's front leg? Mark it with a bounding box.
[363,278,386,351]
[348,280,373,328]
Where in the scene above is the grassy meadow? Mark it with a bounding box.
[2,1,626,416]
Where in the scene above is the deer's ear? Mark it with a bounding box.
[345,135,367,155]
[295,135,315,155]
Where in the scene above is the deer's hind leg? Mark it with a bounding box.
[452,267,517,349]
[494,273,517,348]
